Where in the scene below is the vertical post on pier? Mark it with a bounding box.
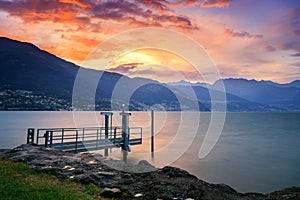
[104,115,109,156]
[151,110,154,158]
[44,131,49,147]
[75,130,78,152]
[49,131,53,148]
[120,110,131,162]
[110,115,113,153]
[27,128,35,144]
[101,112,113,156]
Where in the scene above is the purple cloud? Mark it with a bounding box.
[290,53,300,57]
[224,28,263,39]
[107,63,144,74]
[0,0,196,30]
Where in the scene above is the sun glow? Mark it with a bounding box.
[112,51,159,66]
[105,49,202,82]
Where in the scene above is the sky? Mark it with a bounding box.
[0,0,299,83]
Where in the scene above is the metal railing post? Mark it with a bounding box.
[61,129,64,144]
[44,131,49,147]
[36,129,39,145]
[82,128,85,143]
[96,129,99,148]
[75,130,78,152]
[49,131,53,147]
[27,128,34,144]
[151,110,154,154]
[113,127,117,144]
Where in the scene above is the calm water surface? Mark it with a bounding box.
[0,111,299,193]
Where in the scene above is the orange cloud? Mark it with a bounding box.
[1,0,297,84]
[61,47,90,62]
[201,0,233,8]
[67,35,100,48]
[166,0,200,7]
[0,0,197,64]
[0,0,197,30]
[59,0,91,8]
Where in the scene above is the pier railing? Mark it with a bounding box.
[35,126,142,153]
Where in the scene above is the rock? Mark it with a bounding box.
[267,186,300,200]
[134,193,144,198]
[138,160,155,167]
[161,166,197,178]
[100,187,121,198]
[214,183,237,193]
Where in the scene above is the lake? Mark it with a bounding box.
[0,111,299,193]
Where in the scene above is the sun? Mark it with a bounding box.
[111,51,159,67]
[106,48,201,82]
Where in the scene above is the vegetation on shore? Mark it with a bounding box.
[0,158,101,200]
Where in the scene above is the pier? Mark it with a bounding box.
[26,111,143,160]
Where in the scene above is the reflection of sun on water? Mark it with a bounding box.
[129,112,180,153]
[130,111,167,136]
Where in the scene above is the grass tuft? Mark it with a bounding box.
[85,183,99,195]
[0,158,103,200]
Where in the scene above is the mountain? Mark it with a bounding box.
[259,79,300,89]
[211,78,300,110]
[1,37,298,111]
[0,37,207,111]
[289,80,300,88]
[167,84,285,112]
[0,37,78,99]
[168,80,208,88]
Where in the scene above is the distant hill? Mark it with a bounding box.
[259,80,300,89]
[211,78,300,110]
[0,37,78,99]
[167,84,285,112]
[169,78,300,111]
[288,80,300,88]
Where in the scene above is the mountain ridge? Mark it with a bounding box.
[0,37,208,111]
[0,37,299,111]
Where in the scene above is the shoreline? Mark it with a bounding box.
[0,144,299,199]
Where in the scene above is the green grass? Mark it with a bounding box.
[0,158,102,200]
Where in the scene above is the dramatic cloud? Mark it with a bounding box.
[0,0,195,30]
[108,63,144,74]
[59,0,92,8]
[224,28,263,39]
[0,0,298,83]
[165,0,233,8]
[201,0,233,8]
[167,0,201,7]
[139,0,174,13]
[0,0,91,24]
